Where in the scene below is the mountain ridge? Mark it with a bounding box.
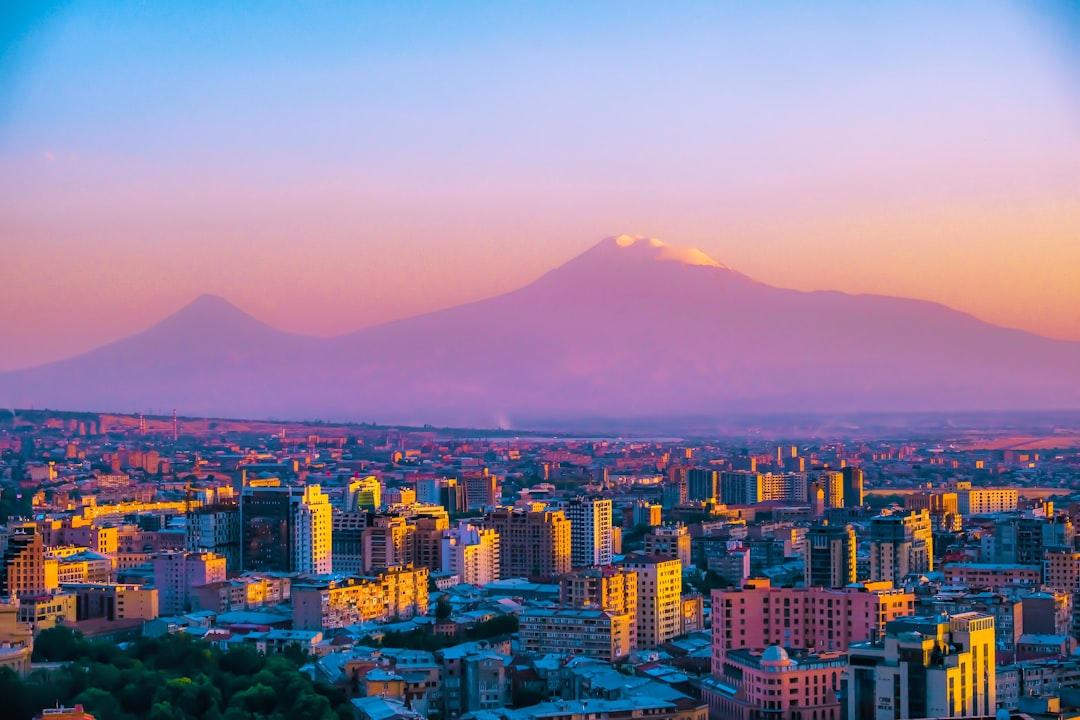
[2,235,1078,426]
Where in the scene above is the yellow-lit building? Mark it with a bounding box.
[292,565,429,631]
[17,592,78,631]
[622,555,682,649]
[65,583,159,621]
[847,612,996,719]
[2,524,51,598]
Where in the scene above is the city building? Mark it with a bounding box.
[347,475,382,511]
[331,510,369,574]
[711,541,751,586]
[565,497,613,568]
[153,551,227,616]
[719,471,763,506]
[957,487,1019,515]
[1043,546,1080,593]
[240,484,332,575]
[712,578,914,652]
[704,645,845,720]
[66,583,159,621]
[519,608,635,661]
[869,509,933,584]
[463,472,499,511]
[622,555,681,649]
[847,612,996,720]
[482,507,571,581]
[2,524,52,598]
[558,565,637,649]
[804,522,856,589]
[185,503,241,573]
[441,521,500,586]
[841,466,864,507]
[625,500,662,528]
[0,597,33,676]
[813,470,845,509]
[291,565,429,630]
[644,524,691,568]
[363,515,413,573]
[687,468,718,503]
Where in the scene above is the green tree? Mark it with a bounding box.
[435,597,452,620]
[467,614,518,640]
[32,626,91,662]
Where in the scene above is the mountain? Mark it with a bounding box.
[2,235,1079,427]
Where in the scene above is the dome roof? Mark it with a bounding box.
[761,646,791,665]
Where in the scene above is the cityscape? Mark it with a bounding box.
[3,2,1080,720]
[1,411,1080,720]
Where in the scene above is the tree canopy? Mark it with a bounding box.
[2,630,351,720]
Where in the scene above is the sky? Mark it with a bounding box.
[2,0,1079,371]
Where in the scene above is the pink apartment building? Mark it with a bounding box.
[711,578,914,654]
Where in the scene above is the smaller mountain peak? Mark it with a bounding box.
[602,235,728,269]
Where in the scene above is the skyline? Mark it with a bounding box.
[2,1,1080,370]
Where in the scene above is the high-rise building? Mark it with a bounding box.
[644,524,692,569]
[624,500,662,528]
[153,551,227,616]
[722,472,808,504]
[841,467,864,508]
[240,485,332,575]
[804,522,856,589]
[482,507,571,581]
[441,521,500,586]
[993,515,1074,566]
[463,472,499,511]
[411,513,449,572]
[687,469,718,503]
[869,509,933,585]
[1043,546,1080,593]
[186,503,241,573]
[331,510,370,574]
[847,612,996,720]
[719,472,763,506]
[363,514,413,573]
[1,524,51,599]
[565,497,613,567]
[444,478,468,514]
[622,555,681,649]
[813,470,844,510]
[662,466,688,508]
[347,475,382,511]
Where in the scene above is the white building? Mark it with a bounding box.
[441,521,500,586]
[294,485,333,575]
[565,497,613,567]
